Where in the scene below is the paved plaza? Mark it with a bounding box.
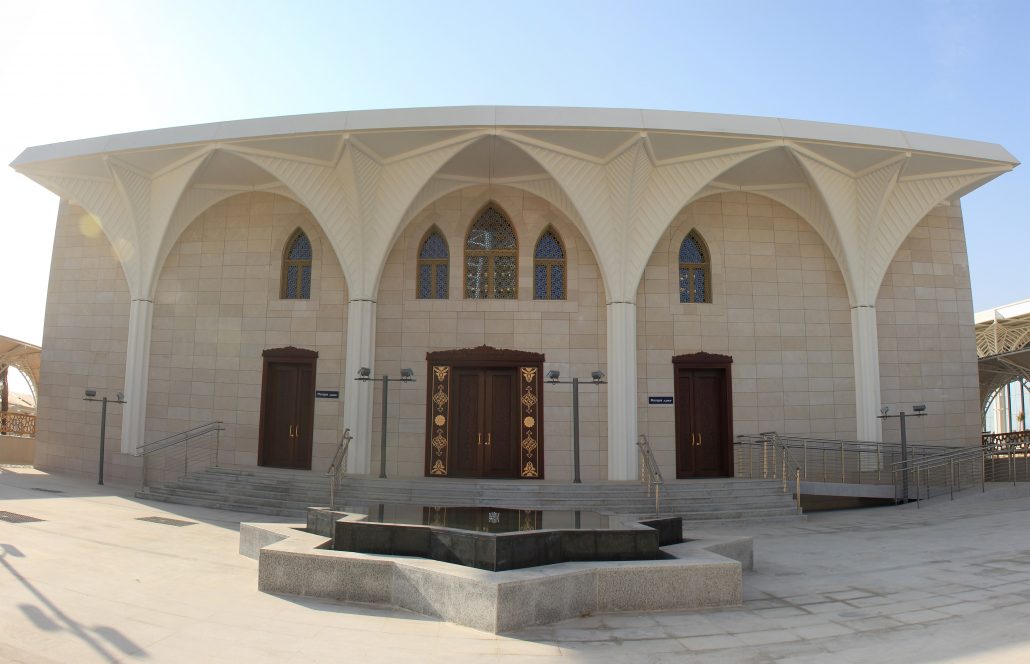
[1,467,1030,663]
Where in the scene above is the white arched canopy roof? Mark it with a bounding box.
[11,106,1018,306]
[0,334,41,403]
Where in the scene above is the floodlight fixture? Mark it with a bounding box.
[116,392,125,402]
[591,371,605,383]
[400,368,414,380]
[912,404,926,413]
[880,406,889,415]
[357,367,371,379]
[546,370,560,382]
[85,389,97,398]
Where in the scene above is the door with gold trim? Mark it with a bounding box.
[425,346,544,479]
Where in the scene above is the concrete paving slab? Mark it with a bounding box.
[5,466,1030,662]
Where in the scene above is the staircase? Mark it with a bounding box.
[137,466,802,523]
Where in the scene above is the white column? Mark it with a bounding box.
[344,298,377,475]
[851,304,882,442]
[120,298,154,453]
[606,301,638,480]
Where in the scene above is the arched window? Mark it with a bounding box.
[678,230,710,303]
[281,228,313,299]
[465,205,517,299]
[533,227,566,300]
[417,227,449,299]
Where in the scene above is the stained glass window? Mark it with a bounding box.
[281,229,313,299]
[417,228,449,299]
[533,227,566,300]
[464,206,517,299]
[678,230,710,303]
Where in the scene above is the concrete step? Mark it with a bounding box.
[137,465,803,523]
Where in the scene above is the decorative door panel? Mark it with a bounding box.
[483,370,518,478]
[692,370,725,476]
[452,370,484,477]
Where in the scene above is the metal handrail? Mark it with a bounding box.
[892,437,1030,506]
[136,421,224,490]
[734,432,959,487]
[137,421,224,456]
[326,428,352,511]
[636,434,664,514]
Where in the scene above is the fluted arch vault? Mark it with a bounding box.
[11,106,1019,471]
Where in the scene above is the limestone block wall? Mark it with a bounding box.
[35,201,134,481]
[876,203,981,447]
[147,193,347,474]
[373,186,608,480]
[636,192,857,473]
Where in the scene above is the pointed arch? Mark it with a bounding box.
[417,225,449,299]
[533,225,566,300]
[464,203,518,299]
[281,227,313,299]
[678,229,710,303]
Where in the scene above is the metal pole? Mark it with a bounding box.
[98,397,108,486]
[900,411,909,502]
[380,375,389,479]
[1007,382,1014,433]
[572,377,581,484]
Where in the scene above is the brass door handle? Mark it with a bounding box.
[486,433,492,446]
[478,433,482,446]
[698,433,702,446]
[691,433,695,447]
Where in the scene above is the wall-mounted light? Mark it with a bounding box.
[912,404,926,413]
[546,370,560,382]
[400,368,414,380]
[85,389,97,398]
[357,367,371,379]
[591,371,605,383]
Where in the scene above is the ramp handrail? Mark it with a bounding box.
[135,421,224,490]
[892,436,1030,506]
[734,432,957,487]
[326,428,352,511]
[636,434,664,514]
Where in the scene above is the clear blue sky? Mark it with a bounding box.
[2,0,1028,349]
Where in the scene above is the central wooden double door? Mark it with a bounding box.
[425,346,545,479]
[451,368,520,478]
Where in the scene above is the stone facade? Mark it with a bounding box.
[35,202,132,481]
[32,187,981,482]
[875,203,981,446]
[18,109,1010,484]
[373,186,606,481]
[148,192,347,473]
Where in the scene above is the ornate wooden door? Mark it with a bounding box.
[425,346,544,479]
[673,353,733,479]
[259,347,317,470]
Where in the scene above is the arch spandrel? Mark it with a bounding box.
[506,133,781,302]
[382,134,612,301]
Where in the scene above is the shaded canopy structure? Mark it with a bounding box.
[975,300,1030,426]
[0,334,40,405]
